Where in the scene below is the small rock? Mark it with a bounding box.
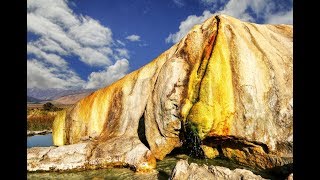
[170,159,266,180]
[27,143,89,171]
[27,129,52,136]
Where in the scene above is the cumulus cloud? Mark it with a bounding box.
[33,38,68,55]
[27,59,85,89]
[166,11,213,43]
[69,16,113,47]
[220,0,254,22]
[27,44,68,67]
[126,35,141,42]
[115,48,130,59]
[27,0,79,28]
[27,0,131,89]
[266,8,293,24]
[166,0,293,43]
[86,59,129,89]
[200,0,228,10]
[27,5,112,66]
[73,47,112,66]
[27,13,79,51]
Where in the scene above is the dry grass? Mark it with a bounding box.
[27,114,56,131]
[27,103,72,110]
[27,103,71,131]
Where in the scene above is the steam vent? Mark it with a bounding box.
[28,14,292,172]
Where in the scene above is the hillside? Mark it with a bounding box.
[52,91,93,105]
[27,96,42,103]
[27,88,95,101]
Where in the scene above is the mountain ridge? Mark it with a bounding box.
[27,87,96,101]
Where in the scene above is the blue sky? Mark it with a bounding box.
[27,0,292,90]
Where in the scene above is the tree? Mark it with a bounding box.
[43,102,55,111]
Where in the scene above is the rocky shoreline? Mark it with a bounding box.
[27,130,52,136]
[27,147,293,179]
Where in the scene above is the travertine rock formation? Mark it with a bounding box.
[28,143,88,171]
[27,141,155,172]
[170,159,266,180]
[29,14,292,172]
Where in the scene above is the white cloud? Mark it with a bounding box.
[27,0,79,29]
[165,10,213,43]
[69,16,113,47]
[27,59,85,89]
[266,8,293,25]
[27,13,79,51]
[166,0,293,43]
[27,44,68,67]
[27,7,112,66]
[173,0,184,7]
[74,47,112,66]
[126,35,141,42]
[85,59,129,89]
[220,0,254,22]
[115,48,130,59]
[200,0,228,10]
[34,38,68,55]
[220,0,293,24]
[27,0,132,89]
[116,40,125,46]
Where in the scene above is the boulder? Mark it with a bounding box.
[27,141,155,172]
[170,159,266,180]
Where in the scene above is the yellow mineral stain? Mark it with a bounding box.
[52,110,66,146]
[187,21,235,139]
[181,25,217,122]
[201,145,219,159]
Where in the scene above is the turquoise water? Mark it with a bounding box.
[27,134,53,148]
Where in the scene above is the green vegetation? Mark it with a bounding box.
[27,114,56,131]
[43,102,62,111]
[27,103,63,131]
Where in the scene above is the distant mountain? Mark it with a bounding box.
[27,88,96,101]
[27,96,42,103]
[52,91,93,105]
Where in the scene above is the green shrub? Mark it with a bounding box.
[43,102,62,111]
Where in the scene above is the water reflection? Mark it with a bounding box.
[27,134,53,148]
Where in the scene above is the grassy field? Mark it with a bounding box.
[27,103,72,131]
[27,113,56,131]
[27,103,72,110]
